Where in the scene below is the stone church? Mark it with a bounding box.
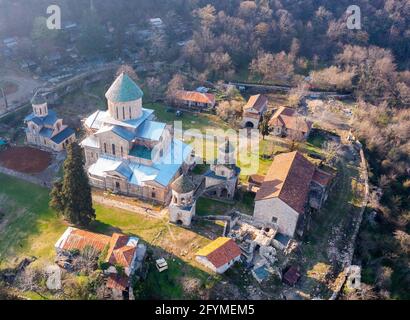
[203,139,240,200]
[24,92,76,152]
[80,73,192,205]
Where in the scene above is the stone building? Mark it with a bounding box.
[169,174,196,227]
[253,151,333,238]
[269,106,312,140]
[24,92,75,152]
[195,237,242,274]
[174,90,216,110]
[241,94,268,128]
[80,73,192,205]
[55,227,146,300]
[203,140,240,200]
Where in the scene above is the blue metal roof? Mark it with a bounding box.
[111,126,136,141]
[25,110,58,127]
[105,73,144,102]
[135,120,166,141]
[39,127,54,138]
[87,139,192,187]
[123,108,154,128]
[129,145,153,160]
[51,127,75,144]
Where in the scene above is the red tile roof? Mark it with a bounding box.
[56,228,111,252]
[248,174,265,186]
[175,90,215,104]
[244,94,268,112]
[196,237,241,268]
[269,107,312,133]
[312,169,333,187]
[106,233,137,269]
[106,274,129,291]
[55,228,137,269]
[255,151,316,214]
[283,266,301,286]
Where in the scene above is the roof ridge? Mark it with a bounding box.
[276,151,298,199]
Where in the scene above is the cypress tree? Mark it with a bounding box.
[50,142,95,226]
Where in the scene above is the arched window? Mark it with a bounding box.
[112,144,116,155]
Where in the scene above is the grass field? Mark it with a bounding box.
[0,173,218,299]
[145,102,231,132]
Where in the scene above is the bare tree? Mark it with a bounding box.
[116,65,139,82]
[166,74,186,105]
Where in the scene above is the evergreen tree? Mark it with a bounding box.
[259,111,272,140]
[50,142,95,226]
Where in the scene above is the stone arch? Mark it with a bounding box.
[245,121,254,128]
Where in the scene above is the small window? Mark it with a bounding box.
[129,106,132,118]
[121,146,124,157]
[221,170,225,176]
[115,182,120,189]
[116,107,119,119]
[271,216,278,224]
[152,192,156,198]
[112,144,116,155]
[122,106,125,119]
[104,143,107,153]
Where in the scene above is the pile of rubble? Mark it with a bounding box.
[228,218,280,283]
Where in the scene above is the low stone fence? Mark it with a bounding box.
[0,165,51,188]
[328,143,369,300]
[92,194,165,219]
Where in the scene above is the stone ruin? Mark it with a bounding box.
[228,216,280,283]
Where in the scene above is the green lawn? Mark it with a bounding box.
[145,102,231,132]
[0,173,217,299]
[0,173,67,268]
[196,191,254,216]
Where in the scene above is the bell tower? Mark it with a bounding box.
[169,175,196,227]
[31,92,48,117]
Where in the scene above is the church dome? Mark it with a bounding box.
[171,175,196,194]
[31,92,46,105]
[105,73,144,103]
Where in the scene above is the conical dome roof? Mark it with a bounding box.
[31,92,46,105]
[171,175,195,194]
[105,73,144,102]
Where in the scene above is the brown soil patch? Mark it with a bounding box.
[0,81,18,95]
[0,146,52,173]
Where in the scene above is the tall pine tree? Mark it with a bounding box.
[50,142,95,226]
